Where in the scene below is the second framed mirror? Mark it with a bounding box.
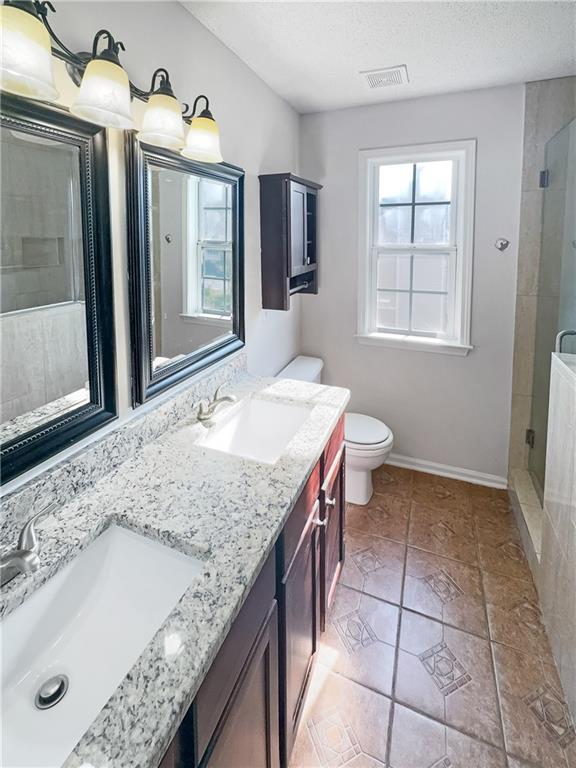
[126,137,244,404]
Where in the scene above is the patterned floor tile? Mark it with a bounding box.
[340,529,405,605]
[411,473,473,514]
[403,547,488,637]
[468,485,509,503]
[493,643,576,768]
[483,571,551,658]
[478,536,533,581]
[289,664,390,768]
[507,758,544,768]
[408,503,478,565]
[471,494,511,519]
[475,511,523,547]
[395,610,503,747]
[318,584,398,696]
[389,703,507,768]
[347,493,410,543]
[373,465,415,499]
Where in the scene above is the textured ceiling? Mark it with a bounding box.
[184,1,576,113]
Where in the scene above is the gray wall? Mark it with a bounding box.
[299,85,525,481]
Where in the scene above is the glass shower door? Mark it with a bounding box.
[529,118,576,501]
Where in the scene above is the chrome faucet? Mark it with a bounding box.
[197,385,236,422]
[0,503,55,588]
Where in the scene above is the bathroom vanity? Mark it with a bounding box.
[158,414,345,768]
[0,372,349,768]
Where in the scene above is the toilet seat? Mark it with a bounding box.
[346,438,393,457]
[345,413,392,449]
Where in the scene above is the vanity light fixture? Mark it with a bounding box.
[0,0,59,101]
[182,95,223,164]
[70,29,134,130]
[0,1,224,162]
[137,68,185,151]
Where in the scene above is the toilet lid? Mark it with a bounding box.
[345,413,391,446]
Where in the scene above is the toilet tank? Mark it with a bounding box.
[277,356,324,384]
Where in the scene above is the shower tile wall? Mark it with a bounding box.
[0,302,88,421]
[509,76,576,476]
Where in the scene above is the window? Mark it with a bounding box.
[358,141,475,355]
[184,176,233,319]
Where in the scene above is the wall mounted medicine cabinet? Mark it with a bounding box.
[0,94,117,483]
[126,136,245,405]
[259,173,322,311]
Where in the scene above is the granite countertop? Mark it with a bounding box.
[1,375,349,768]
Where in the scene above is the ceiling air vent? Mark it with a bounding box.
[362,65,409,89]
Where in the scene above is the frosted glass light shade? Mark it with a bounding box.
[0,5,58,101]
[182,115,222,163]
[137,93,185,150]
[71,58,134,129]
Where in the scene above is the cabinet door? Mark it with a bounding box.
[203,602,280,768]
[279,501,320,766]
[289,181,308,277]
[321,447,345,630]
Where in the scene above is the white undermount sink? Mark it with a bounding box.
[1,525,203,768]
[195,397,310,464]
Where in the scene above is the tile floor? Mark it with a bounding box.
[290,466,575,768]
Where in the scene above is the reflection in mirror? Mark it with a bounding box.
[0,127,90,444]
[149,167,234,372]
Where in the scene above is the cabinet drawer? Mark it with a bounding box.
[322,416,344,479]
[195,550,276,761]
[278,461,320,577]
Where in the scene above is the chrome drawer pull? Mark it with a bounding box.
[325,497,336,507]
[312,517,327,527]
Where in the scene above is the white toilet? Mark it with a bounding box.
[277,356,393,505]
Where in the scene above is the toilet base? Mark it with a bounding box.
[346,467,374,505]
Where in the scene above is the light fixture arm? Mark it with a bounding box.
[90,29,125,63]
[182,95,213,124]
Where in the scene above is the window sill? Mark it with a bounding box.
[179,313,232,328]
[356,332,473,356]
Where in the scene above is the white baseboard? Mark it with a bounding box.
[387,452,507,489]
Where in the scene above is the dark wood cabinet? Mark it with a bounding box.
[320,446,346,630]
[276,463,321,767]
[259,173,322,310]
[158,551,278,768]
[202,603,279,768]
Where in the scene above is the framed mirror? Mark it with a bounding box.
[126,136,244,404]
[0,95,116,483]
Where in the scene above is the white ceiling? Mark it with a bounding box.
[184,1,576,113]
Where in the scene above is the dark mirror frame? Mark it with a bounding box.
[125,135,245,405]
[0,94,117,483]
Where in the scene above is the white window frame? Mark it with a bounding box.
[357,140,476,356]
[181,176,233,327]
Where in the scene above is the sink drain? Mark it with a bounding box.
[35,674,69,710]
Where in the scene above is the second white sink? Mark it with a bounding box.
[196,398,310,464]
